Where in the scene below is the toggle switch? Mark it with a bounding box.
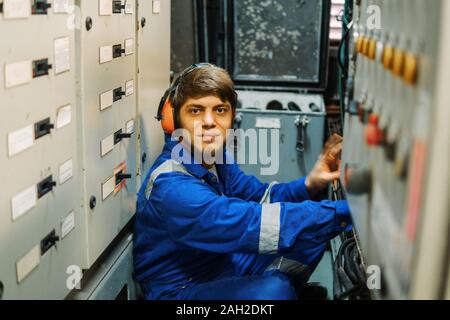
[33,58,52,78]
[347,100,359,116]
[357,104,372,125]
[34,118,54,139]
[113,0,126,13]
[383,133,397,162]
[113,44,126,58]
[392,48,406,77]
[113,87,126,101]
[37,175,56,199]
[114,129,132,144]
[403,52,418,85]
[115,172,132,186]
[395,151,410,180]
[40,230,59,256]
[32,0,51,15]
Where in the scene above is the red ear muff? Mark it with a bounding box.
[161,98,175,134]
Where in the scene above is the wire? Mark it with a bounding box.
[334,235,370,300]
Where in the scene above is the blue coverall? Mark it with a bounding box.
[133,137,352,300]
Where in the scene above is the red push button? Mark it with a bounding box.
[365,114,383,146]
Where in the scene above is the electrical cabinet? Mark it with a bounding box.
[0,0,83,299]
[136,0,170,176]
[76,0,138,269]
[342,0,450,299]
[0,0,170,299]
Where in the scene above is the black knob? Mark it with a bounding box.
[43,123,55,131]
[86,16,93,31]
[89,196,96,210]
[142,152,147,163]
[117,133,132,140]
[346,168,372,195]
[117,173,132,180]
[46,181,57,189]
[141,17,146,28]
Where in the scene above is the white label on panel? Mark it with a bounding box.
[16,245,40,283]
[3,0,31,19]
[54,37,71,74]
[125,79,134,96]
[99,0,113,15]
[124,38,134,56]
[99,46,113,64]
[5,60,32,88]
[125,0,133,14]
[54,0,70,13]
[152,0,161,14]
[56,104,72,129]
[255,117,281,129]
[59,159,73,185]
[8,125,34,157]
[61,211,75,239]
[102,176,115,201]
[126,119,135,134]
[100,90,114,111]
[101,134,114,157]
[11,185,37,221]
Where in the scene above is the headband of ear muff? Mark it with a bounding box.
[155,63,238,135]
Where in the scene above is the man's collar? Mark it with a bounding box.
[163,137,234,179]
[165,139,209,179]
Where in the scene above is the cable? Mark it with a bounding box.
[334,235,370,300]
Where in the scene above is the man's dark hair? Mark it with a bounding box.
[170,64,237,127]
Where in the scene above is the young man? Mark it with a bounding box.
[133,63,352,300]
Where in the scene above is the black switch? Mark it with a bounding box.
[37,175,56,199]
[114,129,132,144]
[115,172,132,186]
[113,0,126,13]
[113,87,126,102]
[34,118,54,139]
[33,58,52,78]
[32,0,51,15]
[40,230,59,256]
[113,44,125,58]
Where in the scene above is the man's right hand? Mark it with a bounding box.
[305,134,343,197]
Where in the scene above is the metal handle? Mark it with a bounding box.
[295,116,310,154]
[232,113,243,150]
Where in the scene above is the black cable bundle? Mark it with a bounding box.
[334,236,371,300]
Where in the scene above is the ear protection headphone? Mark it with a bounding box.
[155,63,238,135]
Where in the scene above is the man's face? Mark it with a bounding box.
[178,95,233,163]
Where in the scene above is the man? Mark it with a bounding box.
[133,63,352,300]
